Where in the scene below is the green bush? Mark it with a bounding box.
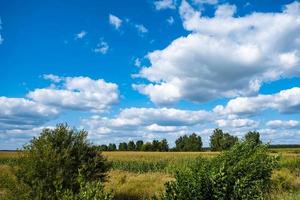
[15,123,110,200]
[160,141,278,200]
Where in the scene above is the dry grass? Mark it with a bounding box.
[105,170,172,200]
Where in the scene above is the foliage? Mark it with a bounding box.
[128,141,136,151]
[136,140,144,151]
[175,133,202,151]
[60,174,114,200]
[15,124,110,200]
[210,128,238,151]
[245,131,262,146]
[108,143,117,151]
[119,142,128,151]
[160,141,278,200]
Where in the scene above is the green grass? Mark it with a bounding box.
[0,149,299,200]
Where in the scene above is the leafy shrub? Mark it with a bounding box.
[160,141,278,200]
[15,124,110,200]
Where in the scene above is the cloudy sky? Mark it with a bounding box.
[1,0,300,149]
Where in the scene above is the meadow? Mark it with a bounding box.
[0,149,299,200]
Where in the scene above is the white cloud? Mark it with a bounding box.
[135,24,148,34]
[193,0,218,5]
[94,41,109,54]
[109,14,122,29]
[215,115,258,129]
[81,107,212,139]
[133,0,300,105]
[75,30,87,39]
[167,16,175,25]
[27,75,119,112]
[0,97,59,130]
[43,74,62,83]
[134,58,141,67]
[0,18,3,44]
[154,0,176,10]
[266,120,300,129]
[214,87,300,115]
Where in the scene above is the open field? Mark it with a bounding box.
[0,149,299,199]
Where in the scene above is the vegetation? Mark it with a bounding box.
[210,128,238,151]
[2,124,111,200]
[160,141,278,200]
[175,133,202,151]
[0,126,299,200]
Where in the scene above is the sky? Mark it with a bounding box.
[1,0,300,149]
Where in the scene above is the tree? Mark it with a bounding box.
[152,140,161,151]
[245,131,262,146]
[141,142,153,151]
[127,141,136,151]
[16,124,110,200]
[210,128,238,151]
[136,140,144,151]
[160,141,278,200]
[118,142,128,151]
[175,133,202,151]
[159,139,169,152]
[108,143,117,151]
[99,144,108,151]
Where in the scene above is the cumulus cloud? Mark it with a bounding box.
[154,0,176,10]
[134,0,300,105]
[266,120,300,129]
[109,14,122,29]
[214,87,300,115]
[81,107,212,139]
[75,30,87,39]
[215,115,258,129]
[0,97,59,130]
[27,75,119,112]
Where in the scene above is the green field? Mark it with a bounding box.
[0,150,299,200]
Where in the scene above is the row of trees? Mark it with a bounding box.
[97,129,262,152]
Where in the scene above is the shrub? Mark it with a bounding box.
[160,141,278,200]
[15,123,110,200]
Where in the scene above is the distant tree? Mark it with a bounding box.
[127,141,136,151]
[141,142,153,151]
[159,139,169,152]
[152,140,161,151]
[108,143,117,151]
[245,131,262,146]
[175,133,202,151]
[136,140,144,151]
[118,142,128,151]
[99,144,108,151]
[210,128,238,151]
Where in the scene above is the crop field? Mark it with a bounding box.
[0,149,299,200]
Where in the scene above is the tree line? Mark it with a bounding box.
[96,128,262,152]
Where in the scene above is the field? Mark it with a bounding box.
[0,149,299,200]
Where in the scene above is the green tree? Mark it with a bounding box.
[210,128,238,151]
[159,139,169,152]
[118,142,128,151]
[175,133,202,151]
[99,144,108,151]
[141,142,153,151]
[127,141,136,151]
[245,131,262,146]
[16,124,110,200]
[160,141,278,200]
[136,140,144,151]
[152,140,161,151]
[108,143,117,151]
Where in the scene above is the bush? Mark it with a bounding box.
[160,141,278,200]
[15,123,110,200]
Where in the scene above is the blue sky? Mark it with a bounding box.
[1,0,300,149]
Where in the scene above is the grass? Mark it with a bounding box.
[0,149,299,200]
